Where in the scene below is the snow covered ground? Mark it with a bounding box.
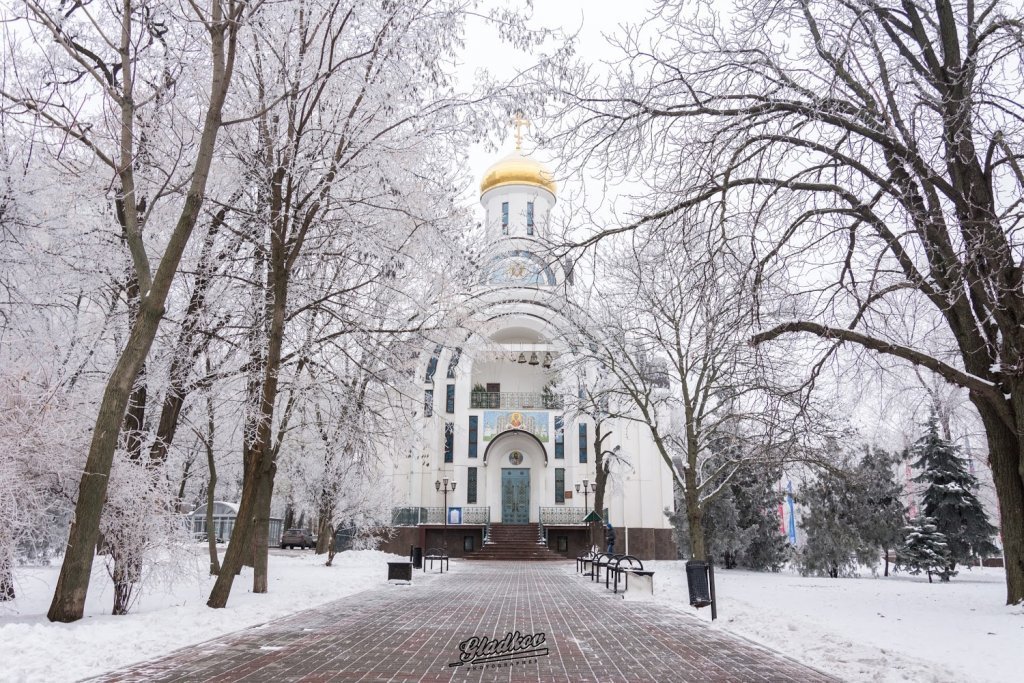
[0,548,408,682]
[4,554,1021,682]
[648,561,1024,682]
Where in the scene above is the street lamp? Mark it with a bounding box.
[435,477,456,550]
[575,478,597,549]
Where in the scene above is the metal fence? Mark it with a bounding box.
[538,507,610,525]
[470,391,561,410]
[391,506,491,526]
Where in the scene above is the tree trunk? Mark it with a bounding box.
[205,387,220,575]
[683,465,706,560]
[316,504,333,555]
[326,525,337,567]
[975,401,1024,604]
[1,562,14,600]
[252,471,275,593]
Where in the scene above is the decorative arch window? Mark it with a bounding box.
[527,201,534,235]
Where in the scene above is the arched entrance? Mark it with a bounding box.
[483,430,548,524]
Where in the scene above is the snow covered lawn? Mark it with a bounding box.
[0,548,407,682]
[649,561,1024,682]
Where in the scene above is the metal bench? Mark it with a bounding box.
[423,547,449,573]
[591,552,625,583]
[610,555,654,595]
[576,548,598,574]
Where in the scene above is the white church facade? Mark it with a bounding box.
[382,136,677,560]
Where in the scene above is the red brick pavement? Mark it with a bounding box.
[94,561,835,682]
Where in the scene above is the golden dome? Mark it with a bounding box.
[479,151,556,196]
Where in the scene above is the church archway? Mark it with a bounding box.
[482,428,549,466]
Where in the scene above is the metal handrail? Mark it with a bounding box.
[470,391,561,410]
[390,506,490,526]
[538,507,610,525]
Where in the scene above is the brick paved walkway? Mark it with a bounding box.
[96,561,834,682]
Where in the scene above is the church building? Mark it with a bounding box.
[383,129,677,561]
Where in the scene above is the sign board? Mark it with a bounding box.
[583,510,603,523]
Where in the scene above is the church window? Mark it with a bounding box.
[444,422,454,462]
[468,416,478,458]
[501,202,509,234]
[424,389,433,417]
[527,202,534,235]
[554,416,564,459]
[446,347,461,378]
[446,384,455,413]
[555,468,565,503]
[578,423,588,463]
[468,467,478,504]
[425,344,442,382]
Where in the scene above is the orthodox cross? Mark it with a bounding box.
[512,112,530,150]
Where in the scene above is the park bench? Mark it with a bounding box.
[591,552,624,583]
[423,547,449,573]
[576,547,598,574]
[610,555,654,595]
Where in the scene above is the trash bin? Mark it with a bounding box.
[411,546,423,569]
[685,560,713,608]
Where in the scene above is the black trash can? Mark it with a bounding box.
[411,546,423,569]
[685,560,713,608]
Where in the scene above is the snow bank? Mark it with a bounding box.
[0,548,406,682]
[648,561,1024,682]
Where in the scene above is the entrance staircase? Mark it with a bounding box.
[465,523,565,561]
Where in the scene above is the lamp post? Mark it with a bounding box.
[435,477,456,550]
[575,478,597,549]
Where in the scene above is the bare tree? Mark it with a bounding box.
[551,0,1024,604]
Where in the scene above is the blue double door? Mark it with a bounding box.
[501,468,530,524]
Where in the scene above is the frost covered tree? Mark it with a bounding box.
[549,0,1024,605]
[799,446,908,577]
[910,412,999,572]
[2,0,251,622]
[857,447,908,577]
[701,462,789,571]
[898,516,954,583]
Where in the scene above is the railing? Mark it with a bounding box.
[391,506,490,526]
[538,507,611,526]
[471,391,561,410]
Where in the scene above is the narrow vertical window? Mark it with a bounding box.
[425,344,442,383]
[424,389,433,418]
[446,384,455,413]
[444,422,454,463]
[501,201,509,234]
[468,467,478,504]
[554,415,564,459]
[527,201,534,235]
[578,423,588,463]
[555,468,565,504]
[468,416,478,458]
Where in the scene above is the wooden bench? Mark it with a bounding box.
[423,547,449,573]
[610,555,654,595]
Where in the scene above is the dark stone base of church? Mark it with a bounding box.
[543,526,677,560]
[378,525,676,561]
[378,526,486,558]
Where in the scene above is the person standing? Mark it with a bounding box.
[605,522,616,554]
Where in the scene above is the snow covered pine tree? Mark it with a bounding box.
[898,516,954,583]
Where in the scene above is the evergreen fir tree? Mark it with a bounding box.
[798,471,864,577]
[910,412,999,572]
[897,515,954,583]
[856,447,908,577]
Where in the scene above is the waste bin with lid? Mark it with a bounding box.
[685,560,713,608]
[411,546,423,569]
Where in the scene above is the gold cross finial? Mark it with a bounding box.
[512,111,530,150]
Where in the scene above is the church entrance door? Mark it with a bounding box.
[501,468,530,523]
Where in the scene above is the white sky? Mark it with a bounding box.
[456,0,653,192]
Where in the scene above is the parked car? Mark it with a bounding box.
[280,528,314,549]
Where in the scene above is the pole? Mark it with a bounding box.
[709,561,717,621]
[443,489,448,551]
